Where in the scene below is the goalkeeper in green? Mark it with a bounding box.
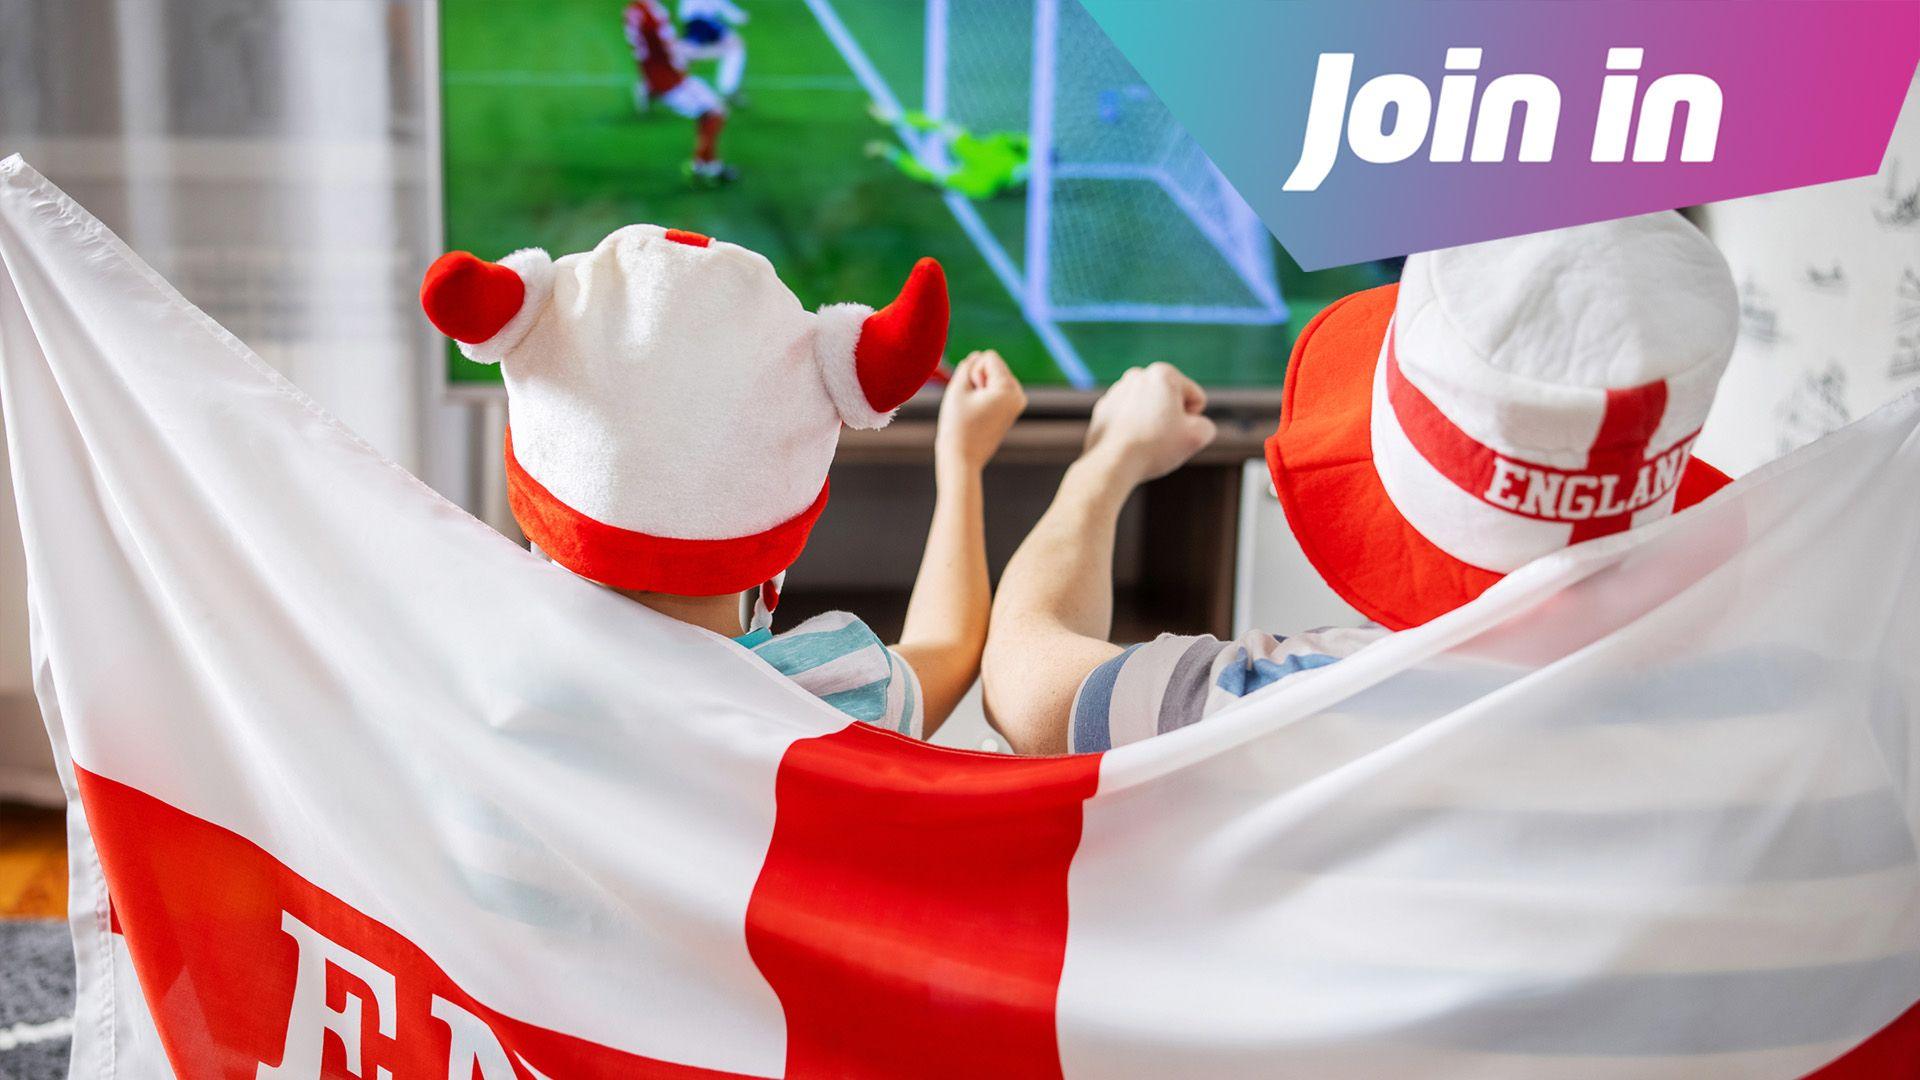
[867,107,1031,201]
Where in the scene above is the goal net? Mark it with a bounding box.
[925,0,1286,325]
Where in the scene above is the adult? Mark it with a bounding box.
[983,213,1738,754]
[625,0,735,187]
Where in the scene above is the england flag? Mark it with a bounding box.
[2,156,1918,1079]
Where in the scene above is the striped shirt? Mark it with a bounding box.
[738,611,924,739]
[1070,625,1388,752]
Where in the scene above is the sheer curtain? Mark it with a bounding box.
[0,0,475,804]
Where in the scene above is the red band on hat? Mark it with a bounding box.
[1385,329,1698,538]
[504,429,828,596]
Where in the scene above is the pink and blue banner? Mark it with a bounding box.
[1080,0,1920,269]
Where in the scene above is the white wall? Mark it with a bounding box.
[1233,460,1363,638]
[1695,72,1920,475]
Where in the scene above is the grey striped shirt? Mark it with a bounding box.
[1070,625,1388,752]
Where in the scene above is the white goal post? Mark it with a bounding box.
[924,0,1287,326]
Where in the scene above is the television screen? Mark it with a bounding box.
[439,0,1389,390]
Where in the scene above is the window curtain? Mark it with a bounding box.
[0,0,470,804]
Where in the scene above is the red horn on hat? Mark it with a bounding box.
[855,258,950,413]
[420,251,527,344]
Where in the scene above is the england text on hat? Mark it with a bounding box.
[1482,436,1696,524]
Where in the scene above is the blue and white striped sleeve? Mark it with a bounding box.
[751,612,924,738]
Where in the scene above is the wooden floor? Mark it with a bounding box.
[0,802,67,918]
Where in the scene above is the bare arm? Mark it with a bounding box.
[979,460,1129,753]
[983,364,1216,754]
[893,352,1027,734]
[894,468,988,735]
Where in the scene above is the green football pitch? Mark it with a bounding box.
[440,0,1387,388]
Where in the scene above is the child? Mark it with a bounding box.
[624,0,734,186]
[983,213,1737,753]
[420,225,1026,736]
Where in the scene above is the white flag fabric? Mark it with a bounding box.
[3,155,1919,1080]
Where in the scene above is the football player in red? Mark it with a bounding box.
[625,0,735,186]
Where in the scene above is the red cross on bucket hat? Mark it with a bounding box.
[1266,212,1738,631]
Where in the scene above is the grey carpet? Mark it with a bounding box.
[0,919,73,1080]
